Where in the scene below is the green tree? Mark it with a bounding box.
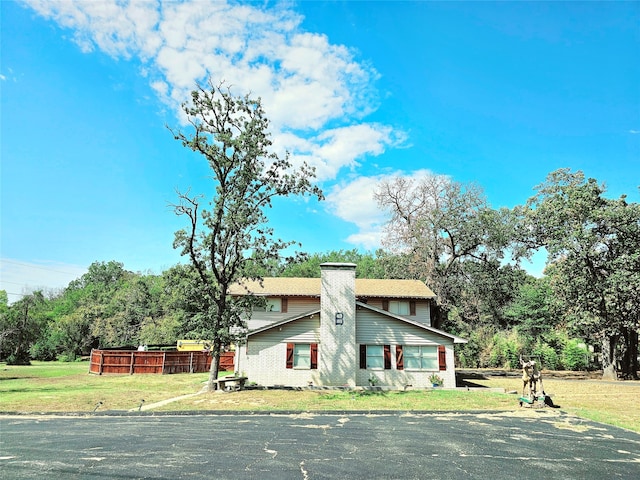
[523,169,640,379]
[279,250,385,278]
[160,263,215,341]
[170,82,323,390]
[0,291,48,364]
[505,276,563,350]
[32,286,95,361]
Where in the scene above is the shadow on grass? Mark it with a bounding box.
[456,371,492,389]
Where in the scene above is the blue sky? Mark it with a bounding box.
[2,1,639,303]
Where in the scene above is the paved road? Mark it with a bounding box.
[1,410,638,479]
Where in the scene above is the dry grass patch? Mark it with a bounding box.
[470,375,640,433]
[2,362,638,433]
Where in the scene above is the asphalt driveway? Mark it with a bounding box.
[1,410,638,479]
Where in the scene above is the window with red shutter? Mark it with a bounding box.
[396,345,404,370]
[310,343,318,370]
[384,344,391,370]
[438,345,446,371]
[286,343,294,369]
[281,297,288,313]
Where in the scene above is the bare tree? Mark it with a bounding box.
[375,173,514,327]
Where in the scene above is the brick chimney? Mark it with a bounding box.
[319,262,357,386]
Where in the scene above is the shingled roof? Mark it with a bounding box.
[229,277,436,299]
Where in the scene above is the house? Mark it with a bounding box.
[230,263,467,388]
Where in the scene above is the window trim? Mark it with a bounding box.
[359,344,391,370]
[286,343,317,370]
[402,345,439,371]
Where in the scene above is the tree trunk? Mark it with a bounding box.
[631,330,639,380]
[620,327,639,380]
[601,333,618,380]
[207,340,221,391]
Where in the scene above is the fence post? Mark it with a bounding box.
[130,352,134,375]
[162,351,166,374]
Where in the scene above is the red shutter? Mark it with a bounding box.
[382,300,389,311]
[286,343,294,369]
[359,344,367,369]
[281,298,288,313]
[438,345,446,371]
[310,343,318,369]
[384,344,391,370]
[396,345,404,370]
[409,301,416,316]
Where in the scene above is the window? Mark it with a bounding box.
[403,346,438,370]
[389,301,410,315]
[359,345,391,369]
[253,297,288,313]
[383,300,416,315]
[266,298,281,312]
[366,345,384,369]
[286,343,317,369]
[294,344,310,368]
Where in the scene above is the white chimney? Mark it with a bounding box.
[319,262,357,386]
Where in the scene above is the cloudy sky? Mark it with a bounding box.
[2,1,639,303]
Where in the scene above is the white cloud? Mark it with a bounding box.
[325,169,436,249]
[278,123,404,181]
[0,258,87,304]
[22,0,402,185]
[325,175,388,250]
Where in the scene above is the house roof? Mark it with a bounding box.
[246,302,467,344]
[229,277,436,299]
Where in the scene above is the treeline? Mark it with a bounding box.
[1,169,638,378]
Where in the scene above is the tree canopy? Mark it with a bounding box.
[1,167,637,380]
[522,169,640,378]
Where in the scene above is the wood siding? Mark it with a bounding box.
[247,297,319,330]
[363,299,431,326]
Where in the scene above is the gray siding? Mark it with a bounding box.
[356,309,446,345]
[249,316,319,344]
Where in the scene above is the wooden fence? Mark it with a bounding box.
[89,349,235,375]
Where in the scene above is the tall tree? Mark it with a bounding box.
[170,82,323,390]
[374,173,516,327]
[523,169,640,379]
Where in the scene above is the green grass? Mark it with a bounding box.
[163,387,516,413]
[1,361,638,434]
[0,361,209,412]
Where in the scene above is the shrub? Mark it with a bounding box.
[532,342,560,370]
[488,330,522,369]
[562,339,589,370]
[57,353,77,362]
